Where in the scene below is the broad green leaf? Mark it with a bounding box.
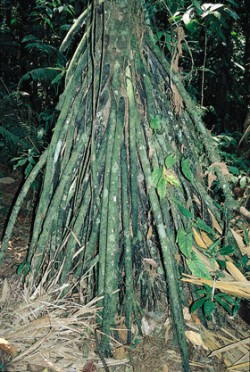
[209,257,217,271]
[239,176,247,189]
[177,228,192,258]
[241,254,249,267]
[228,166,240,175]
[170,198,194,219]
[51,71,65,85]
[157,177,167,199]
[214,292,235,305]
[214,270,225,279]
[165,154,177,169]
[195,218,214,234]
[232,299,241,317]
[181,158,193,182]
[204,300,216,316]
[151,167,162,187]
[185,20,199,33]
[150,115,161,131]
[190,298,206,313]
[169,3,178,13]
[186,251,212,279]
[192,0,202,13]
[21,34,39,43]
[196,289,208,296]
[178,204,193,219]
[219,245,235,256]
[214,296,232,314]
[225,8,240,21]
[217,259,226,270]
[165,173,180,187]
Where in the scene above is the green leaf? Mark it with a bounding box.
[170,198,194,219]
[240,254,249,267]
[217,259,226,270]
[214,296,232,314]
[186,251,212,279]
[150,115,161,131]
[185,19,199,33]
[219,245,235,256]
[228,166,240,175]
[165,173,180,187]
[206,238,220,256]
[225,7,240,21]
[214,292,235,305]
[196,288,208,296]
[209,257,217,271]
[227,0,238,6]
[190,297,206,313]
[21,34,40,43]
[165,154,177,169]
[169,3,178,13]
[157,177,167,199]
[17,261,31,276]
[195,218,214,234]
[214,270,225,279]
[192,0,202,13]
[239,176,247,189]
[151,167,162,187]
[51,71,65,85]
[177,228,193,258]
[178,204,193,219]
[181,158,193,182]
[204,300,216,316]
[19,67,59,86]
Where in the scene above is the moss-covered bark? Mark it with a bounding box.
[1,1,236,370]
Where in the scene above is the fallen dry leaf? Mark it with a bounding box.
[185,331,208,350]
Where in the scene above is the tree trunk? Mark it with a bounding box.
[1,1,236,370]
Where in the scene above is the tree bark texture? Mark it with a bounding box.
[1,1,236,370]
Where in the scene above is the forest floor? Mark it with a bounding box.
[0,167,249,372]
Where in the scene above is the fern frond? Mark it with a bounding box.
[24,42,58,56]
[19,68,60,86]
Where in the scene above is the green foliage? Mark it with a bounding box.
[11,148,39,177]
[146,0,247,133]
[213,132,250,194]
[171,197,194,219]
[187,251,212,279]
[0,0,82,170]
[176,228,192,258]
[151,164,180,199]
[214,132,250,173]
[150,114,162,131]
[165,154,177,168]
[0,90,51,168]
[151,167,162,187]
[191,284,240,319]
[157,176,168,199]
[181,157,193,182]
[17,261,31,276]
[194,218,214,235]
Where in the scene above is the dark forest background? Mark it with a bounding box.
[0,0,249,183]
